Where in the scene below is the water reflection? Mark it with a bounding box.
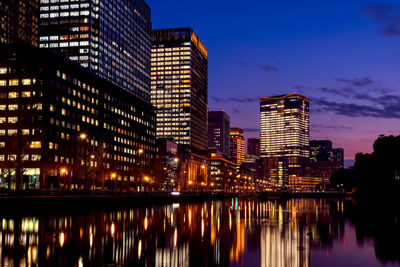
[0,198,398,266]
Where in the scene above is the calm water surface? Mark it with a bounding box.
[0,198,399,267]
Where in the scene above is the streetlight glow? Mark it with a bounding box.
[80,133,87,139]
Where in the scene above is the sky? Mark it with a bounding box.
[147,0,400,160]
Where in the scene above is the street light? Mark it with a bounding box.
[79,133,96,191]
[60,167,67,190]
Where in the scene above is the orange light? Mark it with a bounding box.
[61,168,67,174]
[138,149,143,154]
[188,181,192,185]
[144,176,149,182]
[111,172,117,179]
[210,183,214,187]
[80,133,87,139]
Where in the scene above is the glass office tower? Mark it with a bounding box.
[38,0,152,102]
[260,93,309,187]
[151,28,208,151]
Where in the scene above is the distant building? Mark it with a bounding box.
[0,0,39,46]
[332,148,344,168]
[310,140,332,162]
[151,28,208,151]
[260,93,309,187]
[230,127,245,165]
[39,0,152,102]
[247,138,260,158]
[208,111,230,157]
[210,157,237,192]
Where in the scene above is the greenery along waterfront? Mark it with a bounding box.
[330,134,400,197]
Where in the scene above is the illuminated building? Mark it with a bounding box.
[208,111,230,157]
[0,0,38,46]
[38,0,152,102]
[260,93,309,187]
[177,145,209,191]
[0,44,155,190]
[210,157,237,192]
[151,28,208,151]
[230,127,245,165]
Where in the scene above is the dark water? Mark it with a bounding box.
[0,198,399,267]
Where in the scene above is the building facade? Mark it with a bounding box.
[38,0,152,102]
[0,45,155,190]
[247,138,260,158]
[230,127,245,165]
[151,28,208,151]
[0,0,39,46]
[310,140,332,162]
[332,148,344,168]
[260,93,309,187]
[208,111,230,157]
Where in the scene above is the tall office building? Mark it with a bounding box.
[208,111,230,157]
[151,28,208,151]
[260,93,309,186]
[38,0,152,102]
[230,128,245,165]
[247,138,260,158]
[0,0,39,46]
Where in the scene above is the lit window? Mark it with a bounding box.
[7,129,17,136]
[0,80,6,86]
[8,92,18,98]
[31,155,41,161]
[0,68,6,74]
[8,104,18,110]
[49,142,54,149]
[21,91,31,97]
[50,105,55,112]
[0,155,4,161]
[8,117,17,123]
[32,104,42,110]
[0,105,5,110]
[8,155,16,161]
[30,141,41,148]
[22,79,31,85]
[0,117,5,123]
[21,129,30,135]
[9,79,18,86]
[0,130,4,136]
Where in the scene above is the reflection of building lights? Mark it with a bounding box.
[59,232,65,247]
[138,240,142,258]
[90,233,93,247]
[111,222,115,236]
[78,256,83,267]
[174,228,177,247]
[144,217,148,230]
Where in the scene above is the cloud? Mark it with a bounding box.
[311,124,353,131]
[258,64,279,73]
[318,87,350,97]
[312,97,400,119]
[234,59,279,74]
[362,5,400,36]
[234,59,251,68]
[232,108,241,113]
[211,95,259,103]
[337,77,373,87]
[243,127,259,133]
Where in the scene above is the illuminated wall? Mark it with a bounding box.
[230,127,245,165]
[151,28,208,151]
[260,93,309,186]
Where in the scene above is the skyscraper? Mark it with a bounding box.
[0,0,39,46]
[38,0,152,102]
[151,28,208,151]
[230,127,245,165]
[208,111,230,157]
[260,93,309,187]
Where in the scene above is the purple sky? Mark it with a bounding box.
[148,0,400,160]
